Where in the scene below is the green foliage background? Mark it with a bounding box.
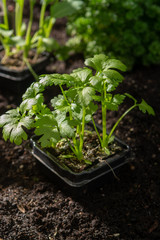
[66,0,160,68]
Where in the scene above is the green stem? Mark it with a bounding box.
[79,107,86,154]
[102,102,107,147]
[2,0,9,29]
[108,104,138,139]
[91,116,103,147]
[59,84,73,122]
[37,1,47,54]
[23,0,35,59]
[23,57,39,81]
[39,1,47,28]
[2,0,10,56]
[102,81,107,148]
[46,17,56,38]
[59,85,80,158]
[15,0,24,36]
[59,85,69,105]
[65,137,77,156]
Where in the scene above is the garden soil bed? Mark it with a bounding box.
[0,3,160,240]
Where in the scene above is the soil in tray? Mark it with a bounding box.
[45,131,124,173]
[0,48,47,71]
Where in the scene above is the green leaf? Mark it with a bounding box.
[138,99,155,116]
[104,69,124,83]
[71,67,92,83]
[40,74,74,87]
[15,0,25,6]
[51,95,70,112]
[34,114,60,148]
[0,109,34,145]
[0,28,13,37]
[59,120,75,138]
[112,94,126,105]
[65,88,77,101]
[89,76,103,91]
[92,95,102,102]
[105,94,125,111]
[84,159,92,165]
[51,0,83,19]
[22,82,44,100]
[103,147,110,156]
[85,103,98,122]
[108,135,115,144]
[39,75,56,87]
[20,93,44,113]
[70,103,82,122]
[104,59,127,72]
[0,24,8,30]
[42,37,59,51]
[9,36,25,46]
[79,87,95,106]
[104,69,124,92]
[85,54,109,71]
[20,22,26,36]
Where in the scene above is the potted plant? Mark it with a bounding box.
[0,0,83,81]
[0,54,155,187]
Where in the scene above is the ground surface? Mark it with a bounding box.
[0,3,160,240]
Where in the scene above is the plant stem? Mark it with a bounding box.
[23,0,35,59]
[102,81,107,148]
[91,116,103,147]
[59,85,81,159]
[0,35,9,57]
[36,1,47,54]
[108,104,138,139]
[59,84,73,121]
[39,1,47,28]
[46,17,56,38]
[65,137,77,156]
[15,0,24,36]
[79,107,86,154]
[2,0,10,56]
[2,0,9,29]
[23,57,39,81]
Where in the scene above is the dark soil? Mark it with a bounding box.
[0,3,160,240]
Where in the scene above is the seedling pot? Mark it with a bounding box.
[0,50,50,82]
[29,127,130,188]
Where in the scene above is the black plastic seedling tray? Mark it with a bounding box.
[0,48,50,81]
[29,126,130,188]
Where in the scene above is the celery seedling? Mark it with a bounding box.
[85,54,155,154]
[0,54,155,163]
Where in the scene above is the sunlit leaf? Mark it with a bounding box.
[138,99,155,116]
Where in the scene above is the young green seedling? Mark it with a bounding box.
[0,54,155,164]
[84,54,155,154]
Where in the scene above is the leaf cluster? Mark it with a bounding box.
[0,54,155,162]
[66,0,160,68]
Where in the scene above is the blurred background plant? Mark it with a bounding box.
[0,0,83,66]
[65,0,160,69]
